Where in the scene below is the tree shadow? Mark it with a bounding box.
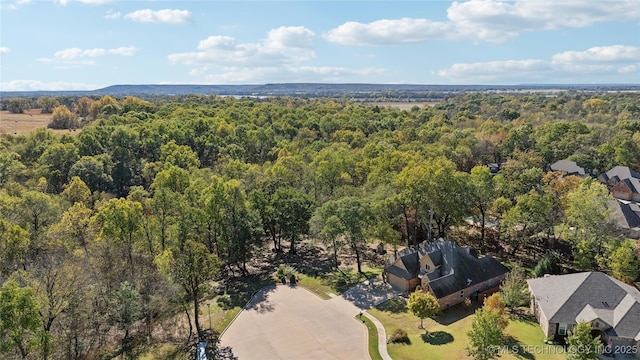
[433,302,480,326]
[504,335,535,360]
[216,276,275,311]
[375,297,407,313]
[421,331,454,345]
[245,286,276,313]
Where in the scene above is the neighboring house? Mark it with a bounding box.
[548,160,586,177]
[384,238,509,309]
[598,166,640,202]
[611,199,640,239]
[527,272,640,358]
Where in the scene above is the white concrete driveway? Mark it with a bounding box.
[219,285,369,360]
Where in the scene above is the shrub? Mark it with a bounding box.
[389,329,411,344]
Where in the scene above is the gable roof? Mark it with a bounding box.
[386,252,419,280]
[611,199,640,230]
[527,272,640,340]
[549,160,586,176]
[416,239,509,298]
[599,166,640,193]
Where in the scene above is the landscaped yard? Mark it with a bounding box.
[369,299,565,360]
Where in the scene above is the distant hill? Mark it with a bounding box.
[2,83,639,99]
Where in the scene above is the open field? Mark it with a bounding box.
[0,109,73,135]
[364,101,439,111]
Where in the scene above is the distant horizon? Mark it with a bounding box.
[2,82,639,95]
[1,1,638,91]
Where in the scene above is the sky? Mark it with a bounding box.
[0,0,639,91]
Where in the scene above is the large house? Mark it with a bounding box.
[527,272,640,358]
[549,160,587,177]
[598,166,640,202]
[611,199,640,239]
[384,239,509,309]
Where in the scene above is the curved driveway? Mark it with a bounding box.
[219,285,369,360]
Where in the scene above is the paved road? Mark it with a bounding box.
[219,278,398,360]
[219,285,369,360]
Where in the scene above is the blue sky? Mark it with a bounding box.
[0,0,639,90]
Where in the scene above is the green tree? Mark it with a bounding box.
[222,180,262,275]
[155,240,220,342]
[8,98,30,113]
[94,198,143,268]
[61,176,92,207]
[533,251,563,278]
[113,281,140,359]
[466,307,504,360]
[310,144,355,200]
[395,157,471,240]
[469,165,497,245]
[609,240,640,283]
[73,96,93,119]
[566,321,603,360]
[0,218,30,277]
[37,97,59,114]
[316,196,373,273]
[47,201,95,251]
[272,187,314,254]
[501,189,553,256]
[0,150,25,187]
[500,264,529,310]
[0,279,41,359]
[562,178,614,270]
[160,140,201,170]
[38,142,80,193]
[48,105,79,129]
[407,290,439,330]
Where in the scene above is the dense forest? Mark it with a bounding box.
[0,92,639,359]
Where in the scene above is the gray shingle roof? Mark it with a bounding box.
[527,272,640,340]
[415,239,509,298]
[550,160,586,176]
[599,166,640,193]
[386,252,419,280]
[611,199,640,230]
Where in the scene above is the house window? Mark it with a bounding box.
[425,264,430,271]
[460,290,464,298]
[558,323,569,336]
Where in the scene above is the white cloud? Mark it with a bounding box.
[124,9,191,24]
[38,46,138,67]
[324,18,453,46]
[2,0,32,10]
[447,0,640,42]
[104,9,121,19]
[0,47,10,55]
[438,45,640,83]
[169,26,316,67]
[58,0,112,5]
[325,0,640,45]
[0,80,97,91]
[169,26,383,83]
[552,45,640,64]
[49,46,137,60]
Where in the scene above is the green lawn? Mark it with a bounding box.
[360,315,384,360]
[369,299,566,360]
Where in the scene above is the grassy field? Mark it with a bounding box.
[0,109,72,135]
[369,299,565,360]
[364,101,439,111]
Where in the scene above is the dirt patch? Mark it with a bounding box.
[0,109,75,135]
